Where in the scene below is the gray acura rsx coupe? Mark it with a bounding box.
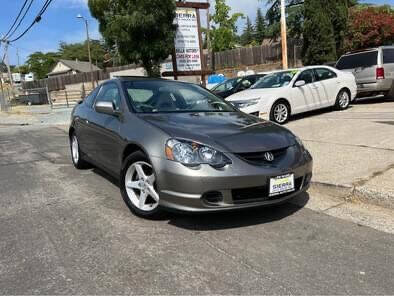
[69,77,313,218]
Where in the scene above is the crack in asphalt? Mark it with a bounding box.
[352,163,394,188]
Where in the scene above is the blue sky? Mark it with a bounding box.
[1,0,393,65]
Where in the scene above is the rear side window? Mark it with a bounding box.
[336,51,378,69]
[383,49,394,64]
[314,68,337,81]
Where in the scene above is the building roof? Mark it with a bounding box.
[59,59,101,72]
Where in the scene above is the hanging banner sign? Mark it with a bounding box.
[174,7,202,72]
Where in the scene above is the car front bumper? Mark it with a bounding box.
[151,148,313,212]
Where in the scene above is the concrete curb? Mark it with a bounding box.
[310,181,394,210]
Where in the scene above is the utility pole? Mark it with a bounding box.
[206,0,211,71]
[4,42,14,89]
[16,47,20,69]
[77,15,95,89]
[280,0,288,69]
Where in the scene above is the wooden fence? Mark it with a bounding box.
[208,40,302,70]
[22,64,139,91]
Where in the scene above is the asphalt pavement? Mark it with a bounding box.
[0,125,393,294]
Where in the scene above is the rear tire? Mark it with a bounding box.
[335,89,350,110]
[120,151,163,219]
[270,101,290,124]
[70,133,90,169]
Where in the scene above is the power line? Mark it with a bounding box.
[9,0,54,43]
[7,0,36,40]
[2,0,29,39]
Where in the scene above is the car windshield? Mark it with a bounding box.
[123,80,236,113]
[251,71,298,89]
[212,77,242,92]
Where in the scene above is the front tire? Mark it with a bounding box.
[120,151,163,219]
[335,89,350,110]
[270,101,290,124]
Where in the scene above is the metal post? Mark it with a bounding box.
[65,90,69,108]
[280,0,288,69]
[85,19,95,89]
[0,77,5,111]
[46,86,52,108]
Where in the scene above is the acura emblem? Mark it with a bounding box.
[264,152,274,162]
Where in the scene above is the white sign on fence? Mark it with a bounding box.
[174,7,202,72]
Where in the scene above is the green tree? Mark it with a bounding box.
[254,8,266,43]
[302,0,336,65]
[58,40,107,68]
[209,0,244,52]
[328,0,349,57]
[12,65,29,74]
[88,0,176,77]
[25,52,59,79]
[265,0,304,40]
[241,16,255,46]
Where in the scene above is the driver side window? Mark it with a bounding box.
[296,70,315,85]
[95,83,121,110]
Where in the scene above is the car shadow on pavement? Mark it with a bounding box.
[290,106,354,122]
[167,193,309,231]
[353,96,394,105]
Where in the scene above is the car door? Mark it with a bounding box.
[75,86,100,158]
[313,68,340,107]
[89,82,124,173]
[291,69,319,113]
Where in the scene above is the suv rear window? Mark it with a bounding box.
[336,51,378,70]
[383,49,394,64]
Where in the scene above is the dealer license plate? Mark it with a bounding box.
[269,174,295,197]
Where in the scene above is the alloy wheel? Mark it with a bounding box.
[273,103,288,123]
[125,161,159,211]
[71,135,79,163]
[339,91,350,109]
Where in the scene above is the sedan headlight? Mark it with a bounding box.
[233,98,260,109]
[165,139,231,168]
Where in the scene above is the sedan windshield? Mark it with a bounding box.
[212,77,242,92]
[252,71,298,89]
[123,80,236,113]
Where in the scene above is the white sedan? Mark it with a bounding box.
[226,66,357,124]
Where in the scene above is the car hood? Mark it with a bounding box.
[139,112,295,153]
[226,88,284,102]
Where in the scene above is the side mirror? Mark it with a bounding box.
[95,100,118,116]
[294,80,306,87]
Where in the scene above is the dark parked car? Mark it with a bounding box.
[69,77,313,218]
[211,74,266,98]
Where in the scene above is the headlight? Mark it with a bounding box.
[165,139,231,168]
[233,98,260,109]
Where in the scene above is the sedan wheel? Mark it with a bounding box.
[71,135,79,164]
[270,102,290,124]
[121,151,162,218]
[70,133,89,169]
[336,90,350,110]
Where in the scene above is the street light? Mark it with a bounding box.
[76,14,94,89]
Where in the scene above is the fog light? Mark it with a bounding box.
[202,191,223,204]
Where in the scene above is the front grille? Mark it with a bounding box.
[235,146,289,165]
[232,176,304,203]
